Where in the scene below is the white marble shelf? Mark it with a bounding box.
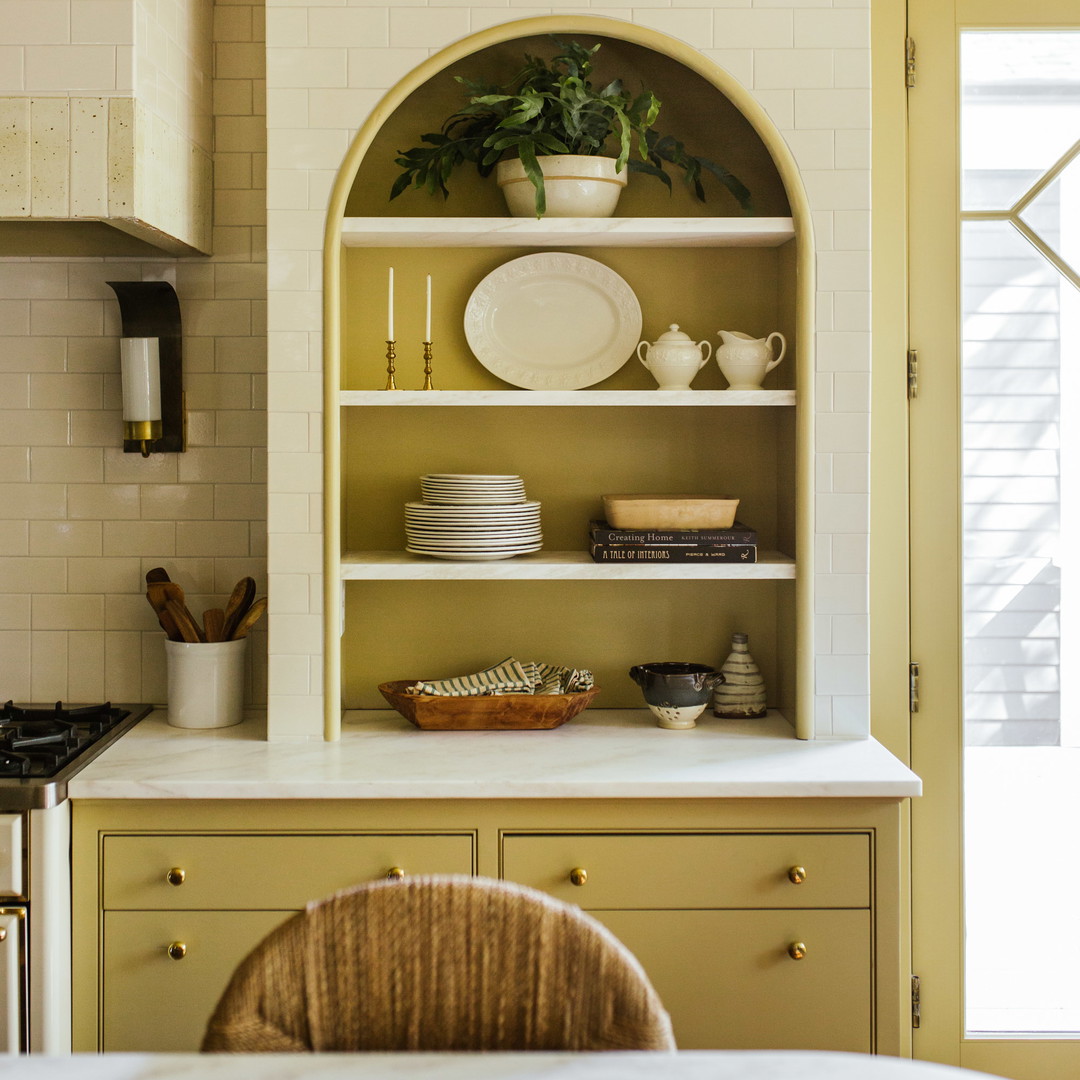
[67,710,921,800]
[340,216,795,248]
[340,550,796,580]
[339,389,795,407]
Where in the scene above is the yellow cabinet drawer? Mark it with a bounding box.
[103,833,474,910]
[503,833,869,909]
[597,908,872,1052]
[103,910,292,1051]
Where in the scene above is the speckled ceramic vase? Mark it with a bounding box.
[712,633,767,719]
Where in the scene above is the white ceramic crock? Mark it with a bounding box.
[165,637,247,729]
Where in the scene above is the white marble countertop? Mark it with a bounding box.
[68,710,920,800]
[2,1051,1002,1079]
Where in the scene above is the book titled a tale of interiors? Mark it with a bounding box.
[588,519,758,564]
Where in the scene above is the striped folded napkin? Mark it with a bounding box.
[407,657,594,697]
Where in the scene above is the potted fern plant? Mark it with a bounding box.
[390,39,753,219]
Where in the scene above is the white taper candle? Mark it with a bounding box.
[387,266,394,340]
[425,274,432,341]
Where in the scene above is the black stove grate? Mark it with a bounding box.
[0,702,151,803]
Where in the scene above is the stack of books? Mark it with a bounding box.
[588,519,758,563]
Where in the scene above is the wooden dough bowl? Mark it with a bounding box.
[378,681,599,731]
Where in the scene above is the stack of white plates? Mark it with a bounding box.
[419,473,527,505]
[406,475,542,561]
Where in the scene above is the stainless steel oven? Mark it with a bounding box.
[0,702,151,1052]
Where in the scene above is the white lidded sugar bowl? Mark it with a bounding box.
[636,324,712,390]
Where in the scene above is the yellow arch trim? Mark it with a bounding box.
[322,15,815,740]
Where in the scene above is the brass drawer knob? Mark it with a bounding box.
[569,867,588,887]
[787,941,807,961]
[166,867,186,887]
[788,865,807,885]
[167,942,187,961]
[386,867,406,880]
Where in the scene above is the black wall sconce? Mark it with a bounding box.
[106,280,185,456]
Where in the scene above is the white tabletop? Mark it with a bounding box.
[67,710,920,801]
[6,1052,1003,1079]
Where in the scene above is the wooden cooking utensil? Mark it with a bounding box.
[222,577,256,640]
[145,567,171,585]
[146,584,182,641]
[203,608,226,643]
[228,596,267,640]
[165,598,203,643]
[159,581,204,642]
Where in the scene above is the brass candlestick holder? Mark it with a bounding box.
[422,341,434,391]
[384,340,398,390]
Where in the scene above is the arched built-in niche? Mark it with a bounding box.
[322,17,814,743]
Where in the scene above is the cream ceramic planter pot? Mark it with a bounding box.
[496,155,628,218]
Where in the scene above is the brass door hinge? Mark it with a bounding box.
[912,974,922,1028]
[906,37,917,88]
[907,348,919,399]
[909,662,920,713]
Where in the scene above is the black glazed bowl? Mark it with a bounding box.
[629,662,724,707]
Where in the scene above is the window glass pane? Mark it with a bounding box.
[961,33,1080,212]
[1019,154,1080,278]
[961,30,1080,1035]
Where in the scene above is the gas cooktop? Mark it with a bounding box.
[0,702,153,809]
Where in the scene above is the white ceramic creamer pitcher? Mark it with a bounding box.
[636,324,712,390]
[715,330,787,390]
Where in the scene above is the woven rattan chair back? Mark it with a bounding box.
[201,873,675,1053]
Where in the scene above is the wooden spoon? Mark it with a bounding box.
[146,584,182,641]
[228,596,267,640]
[165,598,203,643]
[145,566,171,585]
[222,577,256,640]
[159,581,205,642]
[203,607,226,643]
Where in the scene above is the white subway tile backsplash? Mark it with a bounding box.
[0,595,30,630]
[309,7,388,47]
[26,46,119,93]
[831,533,868,574]
[68,556,141,595]
[794,88,869,130]
[816,492,868,534]
[816,248,868,291]
[68,484,140,520]
[831,450,869,493]
[794,9,867,50]
[754,48,831,89]
[632,10,713,49]
[29,521,103,557]
[0,521,28,555]
[0,48,25,92]
[30,631,67,700]
[0,482,66,520]
[713,9,791,50]
[104,630,143,698]
[344,46,428,89]
[32,594,105,631]
[816,411,869,454]
[388,7,469,48]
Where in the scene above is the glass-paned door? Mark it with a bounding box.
[909,2,1080,1076]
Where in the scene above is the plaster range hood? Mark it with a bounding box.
[0,95,212,257]
[0,0,213,257]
